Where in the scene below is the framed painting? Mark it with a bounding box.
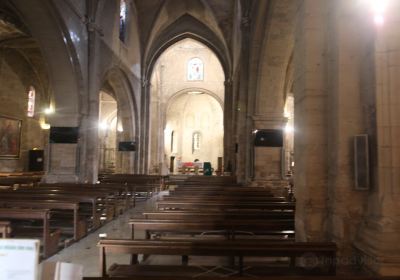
[0,116,22,158]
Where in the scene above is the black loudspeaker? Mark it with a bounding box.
[254,129,283,147]
[354,134,369,190]
[118,141,136,151]
[50,127,79,143]
[28,150,44,171]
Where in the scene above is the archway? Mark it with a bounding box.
[98,92,118,173]
[165,92,223,174]
[98,68,139,174]
[148,38,225,175]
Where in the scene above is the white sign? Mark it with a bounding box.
[42,262,83,280]
[0,239,40,280]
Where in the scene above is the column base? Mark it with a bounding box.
[354,218,400,276]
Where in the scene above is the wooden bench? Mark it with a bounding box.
[83,276,400,280]
[159,196,287,203]
[0,221,11,238]
[157,201,295,211]
[0,192,103,229]
[169,190,274,197]
[129,218,295,240]
[98,239,336,277]
[0,175,41,187]
[0,199,85,240]
[0,208,60,258]
[142,210,295,221]
[33,184,130,213]
[100,174,164,192]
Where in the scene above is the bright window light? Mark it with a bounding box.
[285,124,294,133]
[99,121,108,130]
[44,107,54,115]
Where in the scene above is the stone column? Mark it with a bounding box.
[223,78,234,173]
[251,115,286,183]
[325,0,370,256]
[293,0,329,241]
[45,0,100,183]
[139,77,150,173]
[354,2,400,275]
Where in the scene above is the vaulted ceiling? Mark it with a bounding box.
[133,0,236,50]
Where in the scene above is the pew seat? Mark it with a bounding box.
[98,239,336,277]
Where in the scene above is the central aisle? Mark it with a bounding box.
[41,192,163,277]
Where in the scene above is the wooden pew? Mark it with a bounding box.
[129,219,295,240]
[84,276,400,280]
[166,175,237,186]
[142,210,295,221]
[156,201,295,211]
[0,192,102,228]
[0,199,85,240]
[98,239,336,277]
[159,196,287,203]
[0,208,60,258]
[34,184,130,212]
[37,182,154,209]
[0,221,11,238]
[169,190,274,197]
[100,174,164,193]
[0,175,41,187]
[171,185,271,191]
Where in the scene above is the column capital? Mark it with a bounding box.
[141,78,149,88]
[224,78,233,87]
[241,16,250,29]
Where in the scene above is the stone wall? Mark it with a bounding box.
[0,50,48,172]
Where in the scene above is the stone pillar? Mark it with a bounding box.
[78,0,101,183]
[293,0,329,241]
[140,78,150,173]
[354,1,400,275]
[45,0,100,183]
[223,78,234,173]
[251,115,286,183]
[325,0,370,256]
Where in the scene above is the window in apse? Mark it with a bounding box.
[171,131,175,153]
[187,58,204,81]
[192,131,201,153]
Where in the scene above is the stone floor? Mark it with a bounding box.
[40,193,162,277]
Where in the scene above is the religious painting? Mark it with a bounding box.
[0,116,22,158]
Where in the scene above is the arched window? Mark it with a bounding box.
[119,0,127,42]
[170,131,175,152]
[27,86,35,117]
[192,131,201,153]
[187,58,204,81]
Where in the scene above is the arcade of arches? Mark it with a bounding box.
[0,0,399,276]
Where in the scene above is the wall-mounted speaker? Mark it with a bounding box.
[118,141,136,151]
[354,134,370,190]
[254,129,283,147]
[50,127,79,143]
